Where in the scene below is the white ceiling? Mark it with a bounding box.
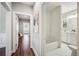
[45,2,77,14]
[13,2,34,20]
[15,2,77,19]
[20,2,35,7]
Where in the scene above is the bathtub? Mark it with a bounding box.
[46,41,74,56]
[46,41,59,52]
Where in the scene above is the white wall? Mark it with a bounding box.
[6,11,12,56]
[6,2,12,56]
[43,6,61,44]
[42,3,61,44]
[51,6,61,47]
[42,4,51,44]
[0,2,12,56]
[41,3,61,55]
[32,3,42,56]
[77,2,79,56]
[39,3,53,55]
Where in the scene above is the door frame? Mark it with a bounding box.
[12,11,33,50]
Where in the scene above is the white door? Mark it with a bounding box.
[23,22,30,49]
[23,22,30,34]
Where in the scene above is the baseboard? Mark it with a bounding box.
[31,46,38,56]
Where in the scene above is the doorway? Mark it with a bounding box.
[19,17,30,52]
[12,12,33,56]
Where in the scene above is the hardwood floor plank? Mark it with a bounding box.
[12,35,35,56]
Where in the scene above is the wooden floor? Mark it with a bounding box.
[12,48,35,56]
[12,35,35,56]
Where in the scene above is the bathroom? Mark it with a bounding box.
[41,2,77,56]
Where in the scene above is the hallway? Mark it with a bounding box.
[12,34,35,56]
[0,2,78,56]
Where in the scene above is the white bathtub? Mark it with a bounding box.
[46,41,59,52]
[46,41,73,56]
